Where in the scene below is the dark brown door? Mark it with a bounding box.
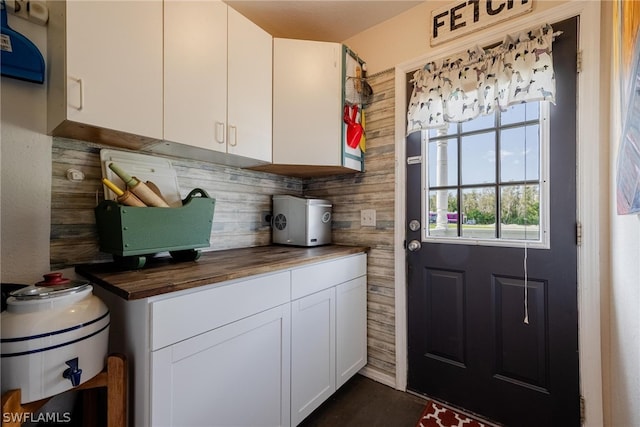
[406,18,579,427]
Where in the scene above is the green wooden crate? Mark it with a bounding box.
[95,188,215,268]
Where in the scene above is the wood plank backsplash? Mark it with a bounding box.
[50,68,398,384]
[305,69,397,381]
[50,138,303,268]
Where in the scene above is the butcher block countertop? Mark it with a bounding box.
[76,245,369,300]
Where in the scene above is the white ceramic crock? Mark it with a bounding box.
[1,275,110,403]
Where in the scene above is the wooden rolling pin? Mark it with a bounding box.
[108,163,170,208]
[102,178,146,207]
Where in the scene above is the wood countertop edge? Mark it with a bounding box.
[76,245,369,301]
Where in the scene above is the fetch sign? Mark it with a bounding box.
[430,0,533,46]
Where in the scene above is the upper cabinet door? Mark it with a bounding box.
[273,39,342,166]
[164,0,228,152]
[227,7,273,162]
[64,0,163,139]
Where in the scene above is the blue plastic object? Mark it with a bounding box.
[0,0,45,84]
[62,357,83,387]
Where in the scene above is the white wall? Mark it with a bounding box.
[606,0,640,424]
[0,14,51,284]
[608,211,640,427]
[343,1,563,74]
[0,13,72,423]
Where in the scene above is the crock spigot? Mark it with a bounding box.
[62,357,83,386]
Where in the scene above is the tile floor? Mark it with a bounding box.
[299,375,427,427]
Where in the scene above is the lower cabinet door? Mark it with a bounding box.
[290,288,336,426]
[336,276,368,388]
[151,304,291,427]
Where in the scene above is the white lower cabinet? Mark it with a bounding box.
[151,304,291,427]
[291,288,336,425]
[94,253,366,427]
[290,254,368,426]
[336,276,368,388]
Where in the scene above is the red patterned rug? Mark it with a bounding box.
[416,400,491,427]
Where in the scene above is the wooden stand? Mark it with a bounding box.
[1,354,127,427]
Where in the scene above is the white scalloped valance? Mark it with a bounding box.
[407,24,558,134]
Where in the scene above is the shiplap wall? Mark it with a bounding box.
[50,138,303,268]
[50,68,398,382]
[306,69,397,380]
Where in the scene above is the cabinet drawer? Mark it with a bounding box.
[151,271,290,350]
[291,254,366,300]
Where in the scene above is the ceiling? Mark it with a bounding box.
[224,1,423,42]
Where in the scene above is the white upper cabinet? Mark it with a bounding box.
[48,0,163,141]
[48,0,271,165]
[227,7,273,162]
[269,39,365,177]
[164,1,272,163]
[163,0,228,152]
[273,39,342,167]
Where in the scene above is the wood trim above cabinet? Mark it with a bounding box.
[51,121,160,151]
[249,164,361,178]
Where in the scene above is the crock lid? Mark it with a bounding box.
[9,281,91,300]
[36,272,71,286]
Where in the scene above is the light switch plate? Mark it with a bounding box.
[361,209,376,227]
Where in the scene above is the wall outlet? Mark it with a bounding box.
[262,212,272,227]
[361,209,376,227]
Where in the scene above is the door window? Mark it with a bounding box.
[424,101,549,248]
